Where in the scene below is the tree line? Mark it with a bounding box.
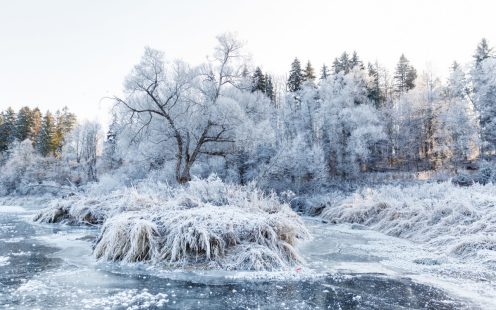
[99,35,495,192]
[1,35,495,194]
[0,106,76,156]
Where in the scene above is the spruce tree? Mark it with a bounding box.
[0,107,17,152]
[251,67,266,93]
[15,106,34,142]
[332,52,351,74]
[367,62,382,107]
[394,54,417,95]
[320,64,330,80]
[287,58,304,92]
[350,51,364,70]
[332,58,341,74]
[36,111,56,156]
[471,39,496,157]
[303,61,316,82]
[265,74,275,103]
[474,38,493,66]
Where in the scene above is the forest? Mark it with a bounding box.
[1,35,494,194]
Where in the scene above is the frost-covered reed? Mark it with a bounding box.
[35,176,309,271]
[322,182,496,267]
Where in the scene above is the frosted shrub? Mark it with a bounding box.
[36,176,309,271]
[322,182,496,267]
[94,213,160,262]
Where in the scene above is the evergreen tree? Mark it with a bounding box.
[36,111,56,156]
[53,106,77,155]
[239,65,252,91]
[265,74,275,103]
[367,62,383,107]
[335,51,351,74]
[59,106,77,134]
[30,108,42,143]
[350,51,364,70]
[471,39,496,157]
[332,58,341,74]
[440,61,478,164]
[474,38,493,66]
[445,62,467,98]
[251,67,266,93]
[339,52,350,73]
[320,64,330,80]
[303,61,316,82]
[15,106,34,142]
[0,107,17,152]
[394,54,417,95]
[241,66,249,79]
[287,58,304,92]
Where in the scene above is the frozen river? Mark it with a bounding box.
[0,204,490,309]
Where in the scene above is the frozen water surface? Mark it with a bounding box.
[0,204,488,309]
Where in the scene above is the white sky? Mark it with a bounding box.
[1,0,495,123]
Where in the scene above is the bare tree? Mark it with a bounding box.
[115,33,245,183]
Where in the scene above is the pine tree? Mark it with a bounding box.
[287,58,304,92]
[53,107,77,155]
[0,107,17,152]
[320,64,330,80]
[303,61,316,82]
[394,54,417,95]
[15,106,34,142]
[251,67,266,93]
[59,106,77,134]
[36,111,56,156]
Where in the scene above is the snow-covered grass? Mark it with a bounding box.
[35,176,309,271]
[33,180,175,225]
[321,182,496,267]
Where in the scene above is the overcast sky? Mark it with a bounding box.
[1,0,495,123]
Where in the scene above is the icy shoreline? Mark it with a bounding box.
[321,182,496,268]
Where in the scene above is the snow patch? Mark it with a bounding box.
[0,205,27,213]
[81,289,169,309]
[0,256,10,266]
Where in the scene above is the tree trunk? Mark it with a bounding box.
[178,163,192,184]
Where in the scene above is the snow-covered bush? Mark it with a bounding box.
[451,161,496,186]
[0,140,72,195]
[322,182,496,267]
[451,173,474,186]
[259,135,327,194]
[35,176,309,271]
[34,180,174,224]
